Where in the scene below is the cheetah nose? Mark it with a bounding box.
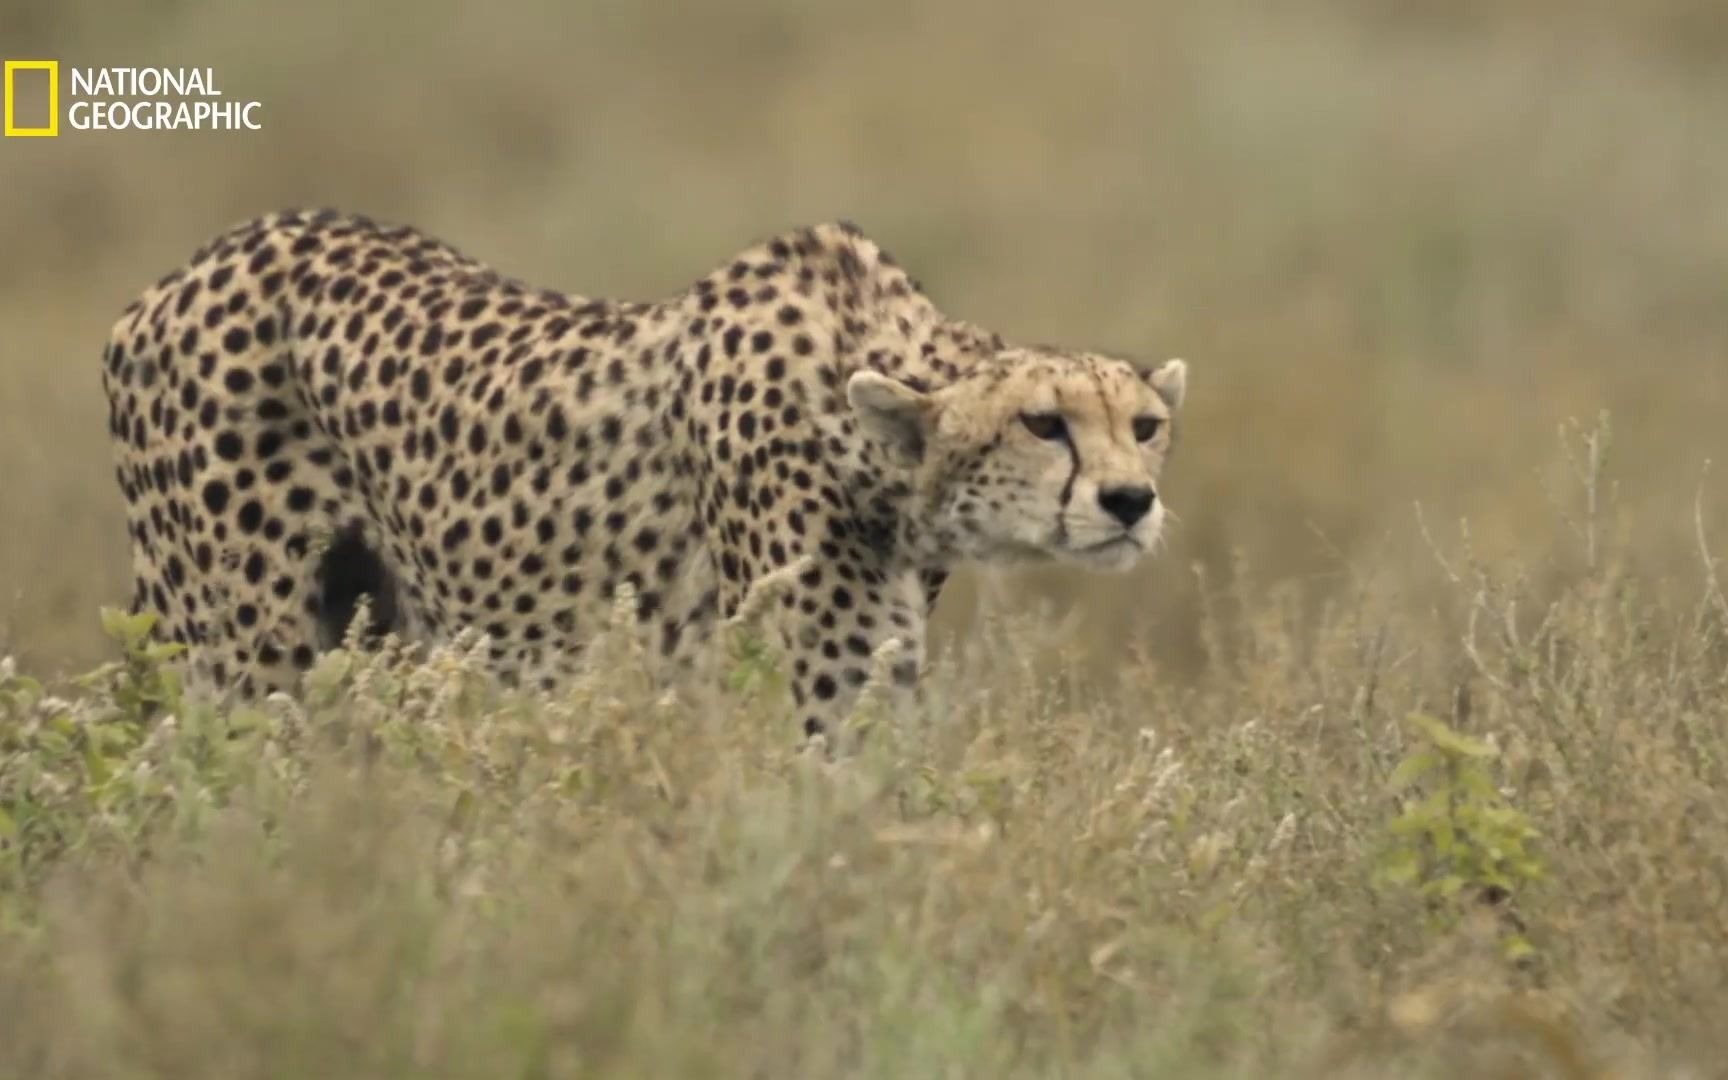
[1098,485,1155,528]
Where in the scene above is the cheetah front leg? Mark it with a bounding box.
[769,559,929,743]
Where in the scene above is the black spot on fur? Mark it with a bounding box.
[315,525,399,649]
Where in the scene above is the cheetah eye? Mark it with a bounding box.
[1132,416,1163,443]
[1020,413,1068,441]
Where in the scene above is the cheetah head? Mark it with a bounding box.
[848,352,1188,573]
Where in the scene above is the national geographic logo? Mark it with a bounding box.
[3,60,57,136]
[4,62,263,136]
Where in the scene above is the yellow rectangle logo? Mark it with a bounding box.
[4,60,59,137]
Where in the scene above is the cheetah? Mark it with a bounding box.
[101,210,1189,735]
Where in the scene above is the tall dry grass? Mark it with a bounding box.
[3,424,1727,1075]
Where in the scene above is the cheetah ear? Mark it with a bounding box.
[847,371,932,464]
[1147,358,1187,412]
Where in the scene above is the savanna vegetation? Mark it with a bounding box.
[2,0,1727,1074]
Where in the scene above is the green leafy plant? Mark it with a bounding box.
[723,626,786,699]
[0,610,215,925]
[77,607,186,723]
[1376,713,1545,962]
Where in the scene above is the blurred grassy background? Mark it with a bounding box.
[2,0,1727,674]
[7,3,1728,1075]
